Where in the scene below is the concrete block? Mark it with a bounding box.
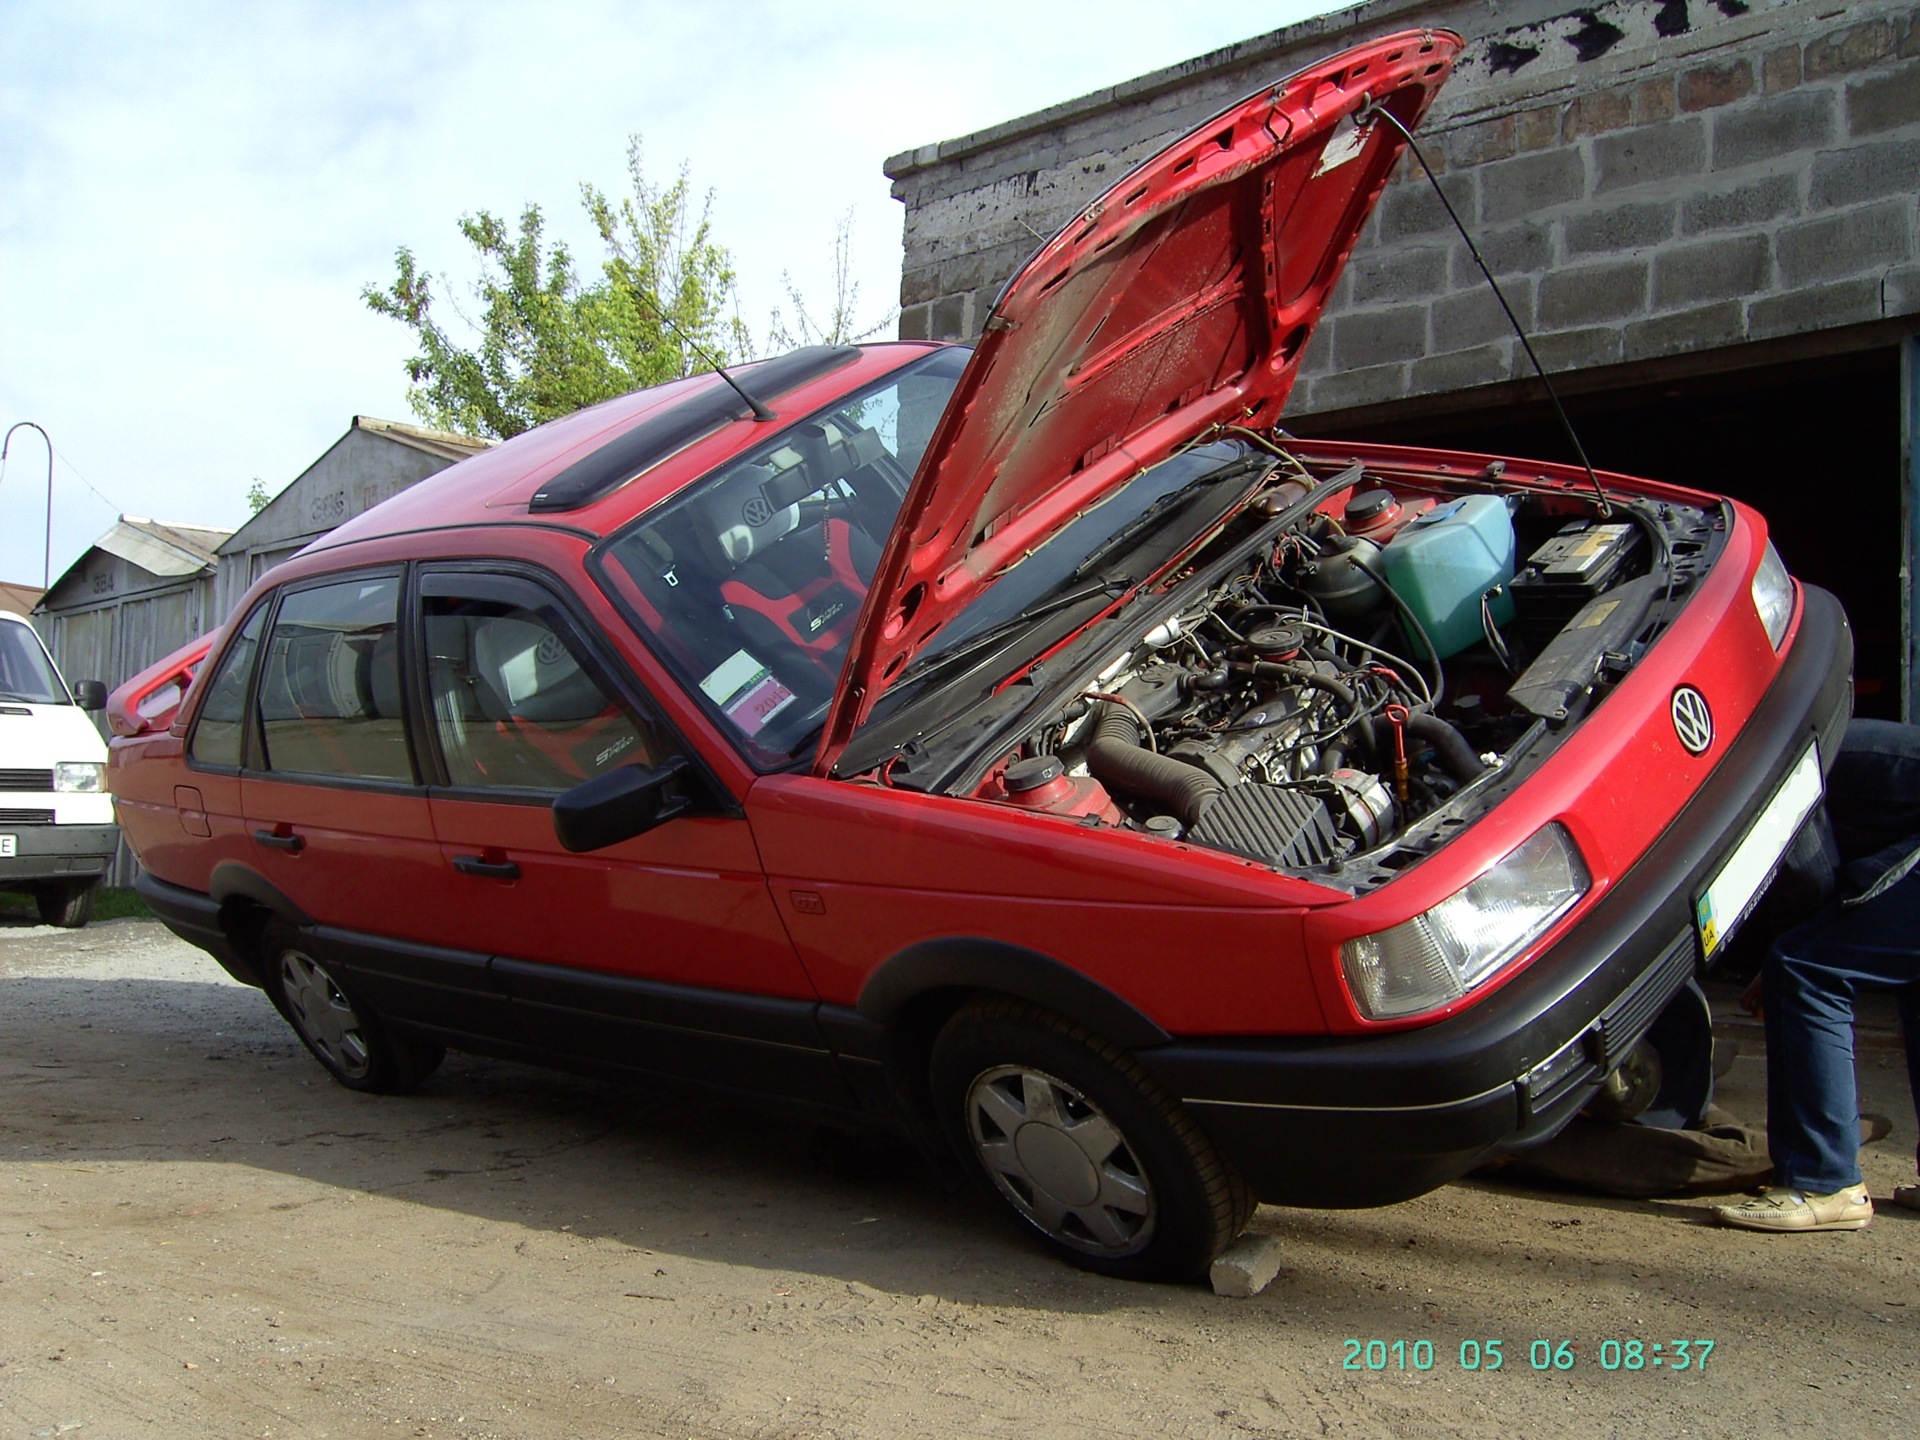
[1331,306,1428,370]
[897,303,932,342]
[1298,322,1336,380]
[1480,150,1586,226]
[1451,223,1552,286]
[1539,258,1649,327]
[1749,277,1886,337]
[1680,173,1802,235]
[1886,264,1920,316]
[1763,45,1804,95]
[1305,361,1410,414]
[1562,89,1631,141]
[1623,301,1746,361]
[1805,19,1896,79]
[1434,281,1532,349]
[1445,115,1517,169]
[1905,12,1920,60]
[1528,325,1624,373]
[1412,343,1511,393]
[1809,136,1920,209]
[1652,233,1772,308]
[1594,117,1707,194]
[1774,200,1914,287]
[1516,105,1560,151]
[931,293,967,342]
[1636,77,1677,125]
[1847,61,1920,137]
[1377,172,1476,243]
[1563,201,1676,257]
[1680,60,1755,113]
[1209,1233,1283,1298]
[1348,246,1449,307]
[1711,90,1837,171]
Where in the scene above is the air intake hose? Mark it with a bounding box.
[1084,701,1222,826]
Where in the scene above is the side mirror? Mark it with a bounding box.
[71,680,107,711]
[552,755,694,853]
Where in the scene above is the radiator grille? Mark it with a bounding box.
[1593,930,1696,1069]
[0,809,56,825]
[0,768,55,791]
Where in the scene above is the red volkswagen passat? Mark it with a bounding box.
[109,31,1848,1280]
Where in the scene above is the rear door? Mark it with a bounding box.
[411,567,845,1104]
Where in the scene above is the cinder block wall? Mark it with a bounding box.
[887,0,1920,418]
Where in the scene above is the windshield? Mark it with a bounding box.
[0,618,70,704]
[597,347,969,764]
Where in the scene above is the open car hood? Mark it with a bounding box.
[820,28,1460,771]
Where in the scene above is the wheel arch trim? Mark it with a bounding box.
[854,938,1172,1050]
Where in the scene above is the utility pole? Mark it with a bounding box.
[1,421,54,589]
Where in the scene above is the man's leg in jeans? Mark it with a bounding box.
[1763,875,1920,1194]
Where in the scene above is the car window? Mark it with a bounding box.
[255,575,413,783]
[187,603,267,769]
[422,590,655,793]
[597,347,968,764]
[0,619,68,705]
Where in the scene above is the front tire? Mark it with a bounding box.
[262,923,443,1094]
[36,878,96,929]
[930,999,1252,1281]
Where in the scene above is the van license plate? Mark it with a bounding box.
[0,835,14,857]
[1695,743,1823,958]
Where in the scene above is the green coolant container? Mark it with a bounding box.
[1380,495,1517,659]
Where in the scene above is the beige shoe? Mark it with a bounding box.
[1716,1185,1873,1232]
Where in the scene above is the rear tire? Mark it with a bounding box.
[930,998,1252,1282]
[261,923,443,1094]
[36,878,96,929]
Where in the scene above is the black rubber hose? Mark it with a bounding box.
[1405,710,1486,782]
[1084,702,1223,826]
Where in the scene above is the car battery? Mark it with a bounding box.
[1508,520,1645,628]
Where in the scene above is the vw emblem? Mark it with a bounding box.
[742,495,776,527]
[1671,686,1713,755]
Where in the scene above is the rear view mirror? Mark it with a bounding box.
[71,680,107,711]
[551,755,693,853]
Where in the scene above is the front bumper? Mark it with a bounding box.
[0,823,120,885]
[1138,584,1853,1208]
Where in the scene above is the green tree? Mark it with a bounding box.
[364,138,749,441]
[245,477,271,514]
[765,210,896,351]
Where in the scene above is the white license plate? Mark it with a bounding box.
[1695,743,1824,957]
[0,834,13,858]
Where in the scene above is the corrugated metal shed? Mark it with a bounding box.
[214,415,492,618]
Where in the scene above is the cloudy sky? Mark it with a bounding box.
[0,0,1347,590]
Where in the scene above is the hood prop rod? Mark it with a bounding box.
[1359,99,1611,519]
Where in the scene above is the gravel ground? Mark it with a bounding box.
[2,917,1916,1439]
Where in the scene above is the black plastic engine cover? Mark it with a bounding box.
[1188,784,1339,869]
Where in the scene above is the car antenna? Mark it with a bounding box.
[1360,100,1611,517]
[635,286,779,423]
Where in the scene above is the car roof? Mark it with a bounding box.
[308,343,943,555]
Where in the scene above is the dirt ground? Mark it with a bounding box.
[2,917,1916,1440]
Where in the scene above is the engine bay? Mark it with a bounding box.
[973,454,1725,890]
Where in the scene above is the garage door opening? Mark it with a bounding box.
[1290,346,1904,718]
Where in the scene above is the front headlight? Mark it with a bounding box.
[1751,541,1794,650]
[1340,823,1590,1021]
[54,761,105,793]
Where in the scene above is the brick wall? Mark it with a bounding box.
[887,0,1920,419]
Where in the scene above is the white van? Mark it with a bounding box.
[0,608,117,926]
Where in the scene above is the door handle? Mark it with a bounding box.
[452,854,520,880]
[252,829,304,854]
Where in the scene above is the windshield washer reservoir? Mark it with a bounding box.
[1382,495,1517,659]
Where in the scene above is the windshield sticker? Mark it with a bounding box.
[701,649,795,737]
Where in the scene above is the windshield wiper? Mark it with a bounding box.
[895,576,1132,690]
